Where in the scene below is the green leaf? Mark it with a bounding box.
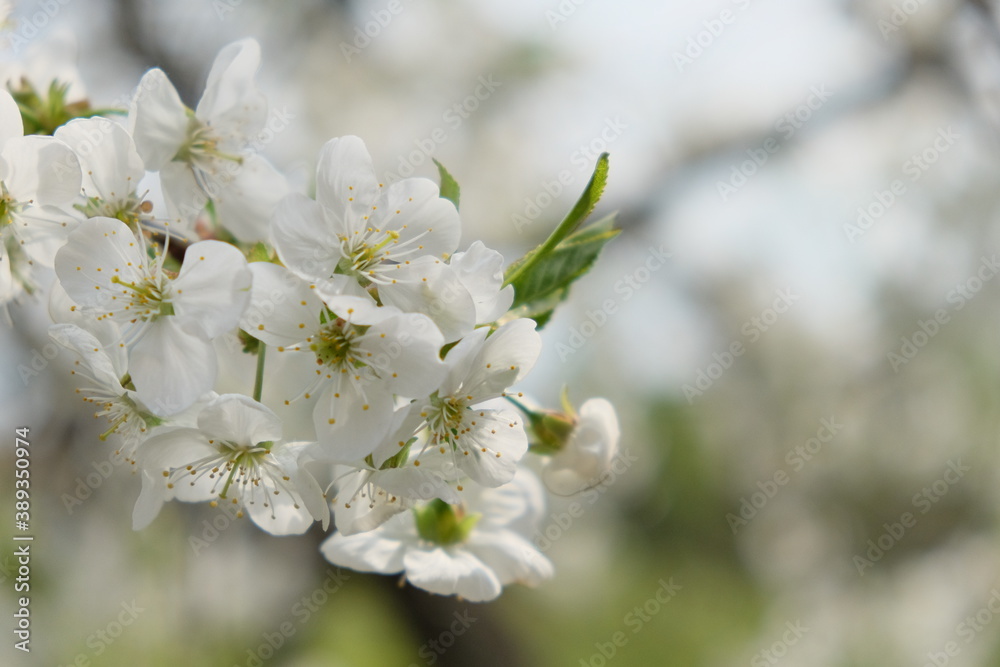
[503,152,609,289]
[509,214,618,310]
[433,158,460,210]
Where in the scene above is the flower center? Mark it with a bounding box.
[0,183,21,229]
[215,440,273,499]
[77,194,152,232]
[425,393,467,443]
[110,274,173,322]
[338,229,400,278]
[413,498,480,546]
[174,114,244,168]
[310,321,359,369]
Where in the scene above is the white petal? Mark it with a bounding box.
[374,466,460,505]
[456,409,528,487]
[160,160,208,225]
[439,326,490,398]
[241,262,323,346]
[321,294,394,326]
[542,398,620,496]
[195,38,267,142]
[130,318,217,416]
[54,217,146,309]
[450,242,514,323]
[196,393,282,444]
[332,469,409,536]
[132,469,166,530]
[135,427,219,502]
[13,204,79,267]
[171,240,251,339]
[320,515,411,573]
[48,323,123,391]
[246,483,314,536]
[211,154,289,243]
[128,69,189,171]
[313,380,395,461]
[468,530,553,588]
[0,89,22,145]
[315,135,380,232]
[378,257,476,342]
[55,118,144,200]
[274,441,331,529]
[403,547,502,602]
[358,312,446,398]
[461,318,541,401]
[271,192,341,282]
[378,177,461,257]
[2,135,81,205]
[479,468,547,530]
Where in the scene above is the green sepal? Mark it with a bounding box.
[413,498,480,546]
[247,242,277,264]
[10,79,124,136]
[433,159,461,210]
[238,329,262,355]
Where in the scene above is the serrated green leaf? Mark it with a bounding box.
[503,152,609,289]
[509,214,620,310]
[433,158,460,210]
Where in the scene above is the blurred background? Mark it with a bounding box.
[4,0,1000,664]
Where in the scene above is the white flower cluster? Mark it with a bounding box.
[4,37,621,602]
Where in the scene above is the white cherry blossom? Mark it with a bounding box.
[133,393,329,535]
[270,135,475,339]
[129,38,287,241]
[413,318,542,487]
[541,398,621,496]
[0,88,82,305]
[320,468,553,601]
[54,216,250,415]
[241,261,446,459]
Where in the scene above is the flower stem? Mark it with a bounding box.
[253,342,266,403]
